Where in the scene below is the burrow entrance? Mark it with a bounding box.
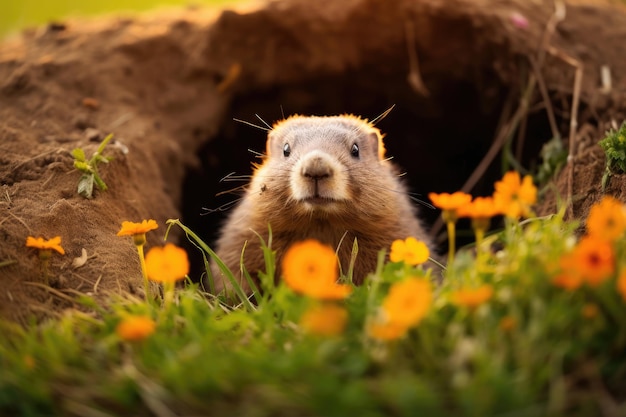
[180,68,566,280]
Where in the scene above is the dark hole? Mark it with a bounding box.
[181,69,558,281]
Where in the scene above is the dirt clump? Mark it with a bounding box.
[1,0,626,322]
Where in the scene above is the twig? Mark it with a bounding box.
[23,281,81,304]
[0,211,32,233]
[405,20,430,97]
[547,46,583,219]
[93,274,103,294]
[529,56,560,141]
[430,79,536,240]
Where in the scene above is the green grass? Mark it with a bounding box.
[0,0,236,39]
[2,203,626,416]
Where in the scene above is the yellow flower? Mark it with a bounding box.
[382,277,432,328]
[116,219,158,236]
[116,315,156,342]
[299,303,348,337]
[25,236,65,255]
[493,171,537,218]
[389,237,430,265]
[450,285,494,308]
[586,196,626,242]
[617,269,626,302]
[282,239,352,300]
[145,243,190,284]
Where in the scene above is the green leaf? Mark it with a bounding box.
[93,174,108,191]
[94,155,110,164]
[73,160,92,173]
[96,133,114,154]
[77,174,95,199]
[71,147,86,162]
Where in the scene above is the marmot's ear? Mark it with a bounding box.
[266,131,277,157]
[367,131,386,160]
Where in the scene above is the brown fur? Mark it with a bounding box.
[211,114,433,293]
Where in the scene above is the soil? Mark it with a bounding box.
[1,0,626,322]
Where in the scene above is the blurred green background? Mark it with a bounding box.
[0,0,235,39]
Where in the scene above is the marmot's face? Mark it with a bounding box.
[262,115,384,215]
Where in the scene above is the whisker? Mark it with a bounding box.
[220,172,252,182]
[248,148,265,158]
[280,105,285,120]
[216,184,248,197]
[370,105,395,125]
[201,198,242,215]
[408,195,435,210]
[255,114,272,130]
[233,118,269,132]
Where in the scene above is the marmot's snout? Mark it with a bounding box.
[291,150,347,203]
[301,154,333,181]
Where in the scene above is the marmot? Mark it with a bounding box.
[211,114,434,293]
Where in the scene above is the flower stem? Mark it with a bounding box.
[41,258,49,286]
[447,220,456,267]
[163,281,175,309]
[136,243,150,300]
[474,227,485,267]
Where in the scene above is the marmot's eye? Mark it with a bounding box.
[351,143,360,158]
[283,143,291,157]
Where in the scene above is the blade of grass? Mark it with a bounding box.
[165,219,254,311]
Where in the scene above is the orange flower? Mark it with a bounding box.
[367,277,432,342]
[551,272,583,291]
[450,285,494,308]
[25,236,65,255]
[389,237,430,265]
[299,303,348,336]
[617,269,626,302]
[382,277,432,328]
[367,320,410,341]
[457,196,501,220]
[116,219,158,237]
[116,315,156,342]
[145,243,190,284]
[586,196,626,242]
[499,316,516,332]
[581,303,599,319]
[429,191,472,223]
[429,191,472,264]
[493,171,537,218]
[117,219,158,246]
[569,236,615,286]
[282,240,352,300]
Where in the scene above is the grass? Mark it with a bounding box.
[0,0,237,39]
[2,186,626,416]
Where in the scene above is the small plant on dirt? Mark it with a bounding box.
[599,121,626,190]
[71,133,114,199]
[535,136,568,185]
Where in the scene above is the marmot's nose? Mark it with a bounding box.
[301,156,333,180]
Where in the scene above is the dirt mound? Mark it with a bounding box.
[1,0,626,322]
